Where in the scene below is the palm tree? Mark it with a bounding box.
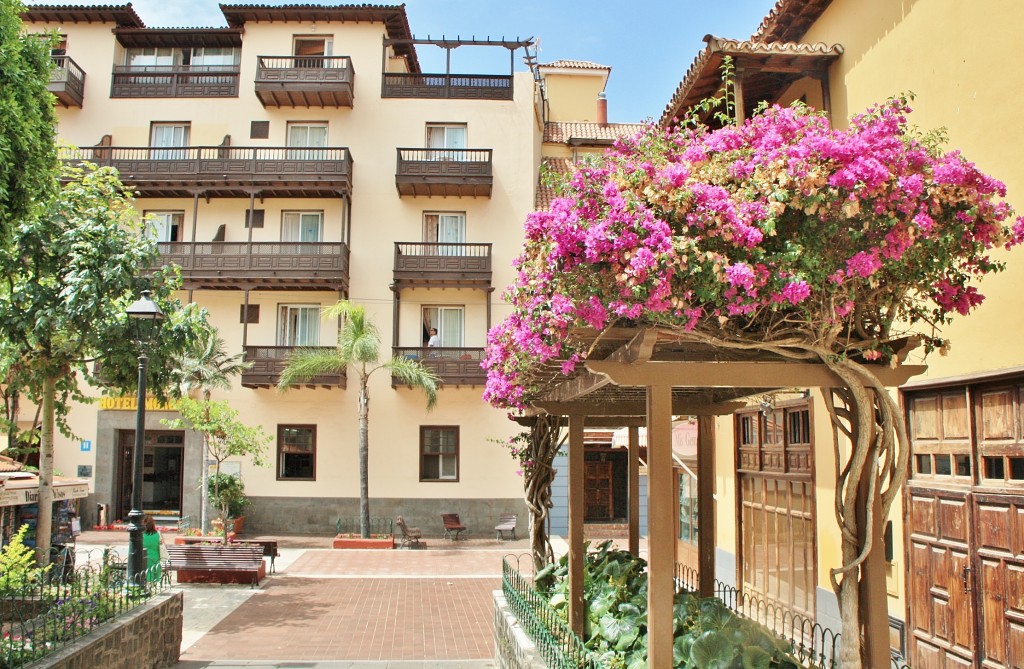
[278,300,439,538]
[172,331,251,533]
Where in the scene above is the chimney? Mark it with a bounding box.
[597,92,608,125]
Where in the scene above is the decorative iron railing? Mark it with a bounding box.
[1,545,171,668]
[110,64,240,97]
[381,72,513,99]
[49,55,85,105]
[392,347,486,385]
[674,562,912,669]
[334,517,393,536]
[501,555,595,669]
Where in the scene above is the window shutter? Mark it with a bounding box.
[244,209,265,228]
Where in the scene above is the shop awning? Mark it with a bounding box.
[0,474,91,507]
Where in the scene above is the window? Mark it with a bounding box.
[244,209,265,228]
[423,213,466,255]
[278,425,315,480]
[126,46,239,67]
[144,211,183,242]
[735,403,815,618]
[150,123,189,159]
[678,473,698,546]
[422,306,463,348]
[277,305,320,346]
[420,426,458,481]
[293,36,333,67]
[287,122,327,160]
[426,124,467,160]
[281,211,323,242]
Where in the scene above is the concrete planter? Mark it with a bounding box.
[175,561,266,584]
[332,535,394,549]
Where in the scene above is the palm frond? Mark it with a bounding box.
[277,349,349,391]
[384,356,440,410]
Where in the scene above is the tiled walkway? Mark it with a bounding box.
[77,532,534,669]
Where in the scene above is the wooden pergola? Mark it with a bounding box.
[524,326,924,668]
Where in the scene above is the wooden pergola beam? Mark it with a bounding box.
[532,399,744,417]
[541,328,660,402]
[587,360,927,388]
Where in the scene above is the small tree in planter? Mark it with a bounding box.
[207,472,249,534]
[163,398,270,539]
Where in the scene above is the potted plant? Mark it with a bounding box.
[207,472,249,537]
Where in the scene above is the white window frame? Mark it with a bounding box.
[150,123,190,160]
[277,304,321,347]
[423,212,466,255]
[425,124,467,160]
[281,211,324,243]
[144,211,184,242]
[287,122,328,160]
[422,306,464,348]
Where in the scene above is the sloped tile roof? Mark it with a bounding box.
[536,157,573,211]
[0,456,25,473]
[753,0,834,43]
[544,122,647,145]
[659,35,842,127]
[540,59,611,71]
[23,4,144,27]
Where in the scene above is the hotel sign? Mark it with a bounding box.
[98,396,175,411]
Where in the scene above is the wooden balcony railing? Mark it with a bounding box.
[393,242,491,288]
[156,241,349,291]
[242,346,345,389]
[392,347,486,387]
[60,145,352,198]
[49,55,85,107]
[395,148,493,198]
[255,55,354,107]
[110,65,240,98]
[381,72,513,100]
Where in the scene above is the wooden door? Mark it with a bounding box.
[584,461,613,521]
[906,487,975,667]
[974,494,1024,668]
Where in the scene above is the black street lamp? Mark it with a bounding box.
[125,290,164,587]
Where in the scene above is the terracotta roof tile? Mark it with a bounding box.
[536,157,573,210]
[544,122,647,145]
[23,4,145,27]
[0,456,25,473]
[659,36,842,127]
[540,59,611,71]
[752,0,834,43]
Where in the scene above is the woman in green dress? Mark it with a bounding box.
[141,514,163,582]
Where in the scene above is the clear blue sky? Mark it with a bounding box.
[45,0,779,122]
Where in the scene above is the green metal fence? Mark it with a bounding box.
[1,546,172,668]
[501,555,595,669]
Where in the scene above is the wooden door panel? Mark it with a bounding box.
[980,558,1006,667]
[979,389,1015,441]
[977,501,1013,553]
[940,497,969,544]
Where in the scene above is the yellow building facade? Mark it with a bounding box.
[20,3,572,538]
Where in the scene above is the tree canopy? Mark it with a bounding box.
[0,0,58,240]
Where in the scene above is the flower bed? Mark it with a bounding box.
[332,534,394,549]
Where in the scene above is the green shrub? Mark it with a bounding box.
[537,541,801,669]
[0,525,50,594]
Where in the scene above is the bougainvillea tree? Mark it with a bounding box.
[484,96,1022,667]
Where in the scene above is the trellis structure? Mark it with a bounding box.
[524,326,924,669]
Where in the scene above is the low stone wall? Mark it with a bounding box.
[34,591,182,669]
[493,590,547,669]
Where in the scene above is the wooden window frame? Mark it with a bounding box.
[277,424,316,481]
[419,425,459,482]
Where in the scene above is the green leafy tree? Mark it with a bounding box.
[0,162,210,563]
[0,0,58,242]
[162,397,270,539]
[278,300,439,538]
[171,332,251,533]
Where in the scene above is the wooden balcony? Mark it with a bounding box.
[110,65,240,98]
[255,55,354,108]
[392,347,486,387]
[60,146,352,198]
[156,242,349,291]
[395,148,492,198]
[242,346,346,389]
[381,73,512,100]
[393,242,491,289]
[49,56,85,107]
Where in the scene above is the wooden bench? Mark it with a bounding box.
[494,514,517,540]
[230,539,280,573]
[441,513,467,540]
[165,544,265,588]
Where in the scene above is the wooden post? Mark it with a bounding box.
[733,67,746,125]
[568,413,585,640]
[628,425,640,556]
[697,415,716,597]
[647,384,674,669]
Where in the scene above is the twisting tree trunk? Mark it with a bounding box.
[524,414,566,572]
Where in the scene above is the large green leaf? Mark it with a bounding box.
[741,645,773,669]
[690,630,736,669]
[598,613,640,651]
